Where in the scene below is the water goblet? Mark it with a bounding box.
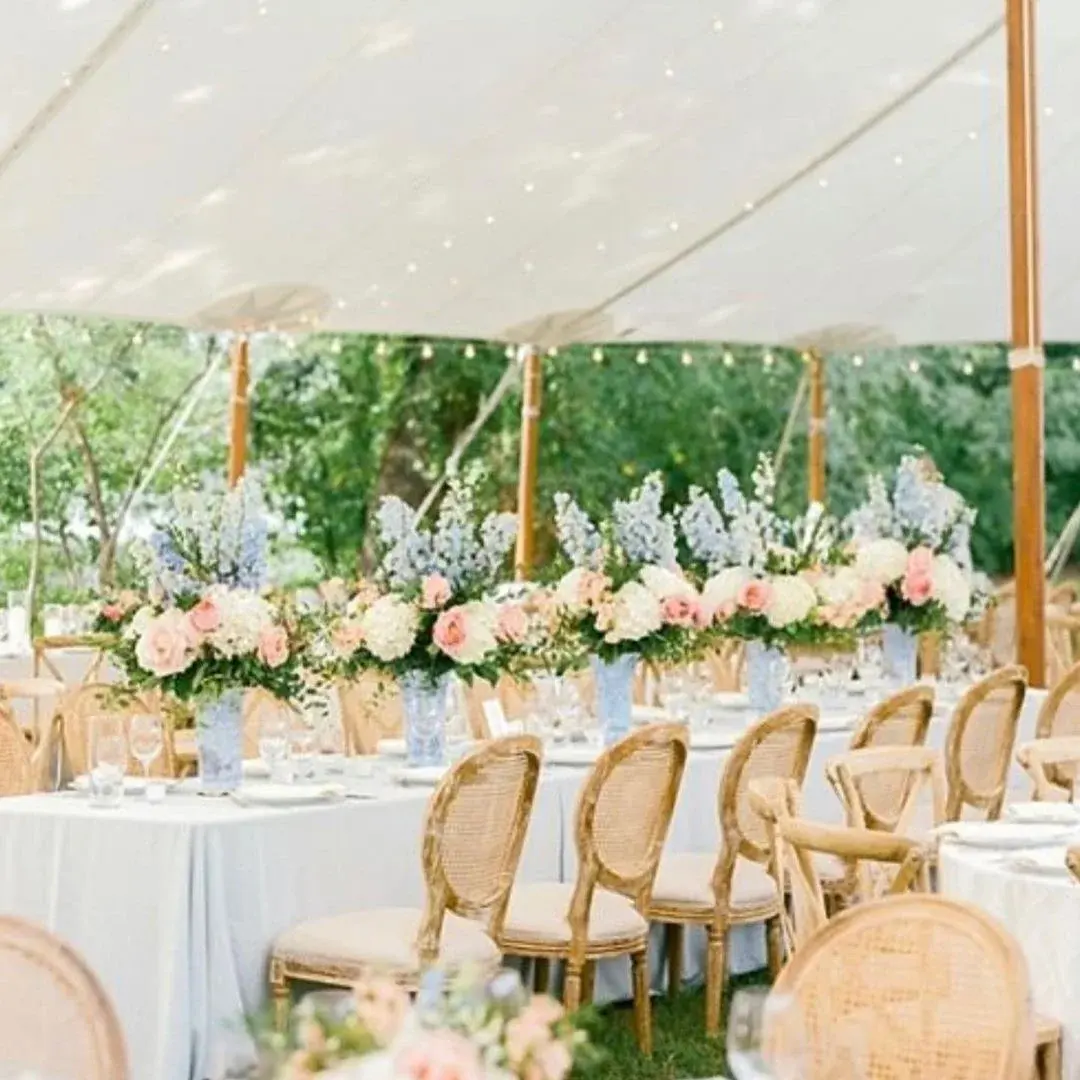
[88,714,127,808]
[259,712,292,782]
[290,720,318,781]
[128,713,164,791]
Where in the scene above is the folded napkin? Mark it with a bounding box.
[1001,848,1070,876]
[1006,802,1080,826]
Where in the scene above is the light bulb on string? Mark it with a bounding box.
[1072,357,1080,372]
[908,358,920,373]
[636,348,649,365]
[722,350,735,367]
[762,351,775,368]
[504,344,516,359]
[546,346,559,358]
[800,350,811,364]
[421,343,434,359]
[852,354,864,368]
[375,340,388,358]
[962,360,974,376]
[592,347,604,363]
[330,338,343,355]
[463,343,476,359]
[681,350,693,366]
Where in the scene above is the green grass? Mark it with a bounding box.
[582,970,770,1080]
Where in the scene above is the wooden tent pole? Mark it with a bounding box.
[807,349,826,505]
[226,335,250,487]
[1005,0,1046,686]
[514,346,542,579]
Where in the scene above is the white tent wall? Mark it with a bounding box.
[0,0,1073,345]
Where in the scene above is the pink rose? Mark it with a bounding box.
[907,546,934,577]
[421,573,452,611]
[101,603,124,623]
[257,625,289,668]
[713,599,736,623]
[577,570,611,608]
[496,603,529,644]
[737,579,773,614]
[433,607,469,659]
[135,610,197,677]
[188,596,222,635]
[661,595,700,628]
[901,571,934,606]
[398,1032,482,1080]
[331,619,364,658]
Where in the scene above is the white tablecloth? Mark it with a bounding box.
[939,840,1080,1078]
[0,683,1047,1080]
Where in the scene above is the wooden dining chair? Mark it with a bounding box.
[1032,660,1080,797]
[271,736,541,1023]
[848,684,935,752]
[647,704,817,1036]
[499,724,688,1053]
[0,916,129,1079]
[335,672,403,754]
[1016,736,1080,802]
[0,703,35,796]
[765,895,1036,1080]
[749,777,929,955]
[943,666,1027,821]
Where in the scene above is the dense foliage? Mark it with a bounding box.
[1,313,1079,605]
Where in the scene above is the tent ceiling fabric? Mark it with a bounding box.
[0,0,1074,344]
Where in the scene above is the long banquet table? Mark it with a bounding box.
[0,686,1045,1080]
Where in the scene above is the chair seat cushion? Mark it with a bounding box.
[650,852,778,914]
[501,883,648,949]
[274,907,499,978]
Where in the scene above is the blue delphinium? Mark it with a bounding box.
[553,493,603,569]
[612,473,678,568]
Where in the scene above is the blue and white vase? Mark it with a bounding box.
[401,672,450,767]
[196,689,244,795]
[746,641,788,714]
[882,623,919,685]
[591,653,638,746]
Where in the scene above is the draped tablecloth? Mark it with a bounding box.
[0,684,1045,1080]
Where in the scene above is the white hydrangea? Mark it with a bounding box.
[453,602,500,665]
[554,568,588,611]
[816,566,862,608]
[853,538,909,585]
[931,555,972,623]
[207,587,274,658]
[640,565,695,601]
[604,581,663,644]
[765,575,817,629]
[701,567,751,618]
[125,604,155,641]
[360,595,419,662]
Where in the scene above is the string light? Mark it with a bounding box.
[800,350,812,364]
[375,340,388,358]
[893,154,904,166]
[523,181,535,194]
[722,350,735,367]
[132,331,144,346]
[818,177,829,188]
[852,354,864,367]
[664,65,675,79]
[1045,105,1055,117]
[522,260,534,273]
[406,262,418,273]
[258,2,268,13]
[668,220,680,232]
[743,200,755,212]
[330,338,343,355]
[908,358,920,373]
[967,130,978,141]
[681,350,694,366]
[546,346,559,358]
[158,38,171,53]
[504,344,516,359]
[61,73,73,89]
[484,214,496,225]
[596,241,607,252]
[712,17,724,31]
[636,349,649,365]
[763,351,775,368]
[442,237,453,249]
[421,343,434,359]
[592,347,604,363]
[570,150,583,161]
[463,343,476,359]
[1072,357,1080,372]
[962,360,974,376]
[335,298,347,309]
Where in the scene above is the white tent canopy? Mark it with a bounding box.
[0,0,1073,345]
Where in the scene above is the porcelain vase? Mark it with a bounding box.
[746,641,788,714]
[196,689,244,795]
[591,653,638,746]
[883,623,919,685]
[401,672,450,767]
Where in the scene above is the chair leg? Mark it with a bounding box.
[269,961,290,1032]
[580,961,596,1006]
[705,926,727,1037]
[766,915,783,978]
[665,923,684,998]
[1038,1036,1063,1080]
[630,949,653,1056]
[533,957,551,994]
[564,960,583,1013]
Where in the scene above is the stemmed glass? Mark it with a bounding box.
[726,987,806,1080]
[290,719,318,781]
[88,715,127,808]
[129,714,164,788]
[259,712,292,782]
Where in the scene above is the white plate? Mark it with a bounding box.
[937,822,1078,849]
[631,705,670,725]
[713,691,751,711]
[71,775,175,794]
[1006,802,1080,826]
[1001,848,1071,877]
[376,738,407,757]
[235,782,345,806]
[689,729,739,751]
[546,744,601,767]
[818,713,857,733]
[242,759,271,779]
[392,766,448,787]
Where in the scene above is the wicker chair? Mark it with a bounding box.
[1066,845,1080,882]
[55,683,177,778]
[336,672,403,754]
[499,724,688,1053]
[1016,736,1080,802]
[848,685,934,752]
[940,665,1027,821]
[1033,660,1080,797]
[750,777,929,955]
[0,916,128,1078]
[270,735,541,1021]
[0,703,35,795]
[765,894,1036,1080]
[647,704,817,1035]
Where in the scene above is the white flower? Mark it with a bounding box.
[853,538,909,585]
[125,604,155,641]
[360,595,419,662]
[931,555,972,623]
[765,575,817,629]
[816,566,862,608]
[701,567,751,618]
[555,568,588,610]
[604,581,662,644]
[453,602,500,665]
[206,587,274,658]
[640,565,695,601]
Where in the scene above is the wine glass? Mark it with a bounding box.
[259,712,291,782]
[727,987,806,1080]
[88,715,127,808]
[290,719,318,781]
[128,713,163,786]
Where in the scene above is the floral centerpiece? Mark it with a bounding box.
[846,454,975,682]
[552,474,707,743]
[90,589,145,635]
[254,966,592,1080]
[108,478,306,794]
[680,455,882,712]
[317,474,526,766]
